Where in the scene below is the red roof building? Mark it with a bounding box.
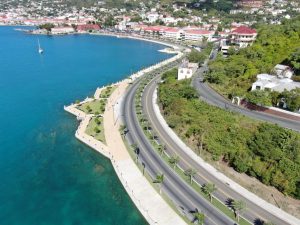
[77,24,101,32]
[230,26,257,47]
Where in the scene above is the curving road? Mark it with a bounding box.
[122,64,236,225]
[141,73,295,225]
[192,66,300,132]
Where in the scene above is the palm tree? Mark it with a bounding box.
[184,168,196,184]
[153,173,164,194]
[232,200,246,222]
[131,143,139,163]
[169,155,180,170]
[203,183,217,202]
[196,130,206,156]
[194,212,205,225]
[120,124,127,139]
[157,144,165,156]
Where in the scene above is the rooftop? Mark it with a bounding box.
[232,26,257,34]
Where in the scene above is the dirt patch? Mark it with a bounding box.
[211,160,300,219]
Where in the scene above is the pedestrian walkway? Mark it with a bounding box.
[103,80,186,225]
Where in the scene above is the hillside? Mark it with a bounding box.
[158,68,300,199]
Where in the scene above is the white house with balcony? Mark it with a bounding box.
[230,26,257,48]
[177,59,198,80]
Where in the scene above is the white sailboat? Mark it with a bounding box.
[38,39,44,54]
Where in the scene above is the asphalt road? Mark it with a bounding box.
[122,66,237,225]
[141,73,291,225]
[192,66,300,132]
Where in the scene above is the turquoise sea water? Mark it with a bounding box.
[0,26,169,225]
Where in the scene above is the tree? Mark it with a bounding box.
[289,48,300,75]
[86,105,92,113]
[193,212,205,225]
[38,23,54,32]
[104,15,116,27]
[232,200,246,222]
[188,50,207,65]
[169,155,180,170]
[184,168,197,184]
[157,144,165,156]
[246,90,272,106]
[120,124,127,139]
[94,127,100,134]
[94,117,101,125]
[203,183,217,202]
[131,143,139,163]
[153,173,164,194]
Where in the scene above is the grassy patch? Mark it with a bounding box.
[85,117,106,144]
[99,85,117,98]
[78,99,107,115]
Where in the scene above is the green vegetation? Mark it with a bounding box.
[78,99,107,114]
[99,85,117,98]
[203,183,217,203]
[232,200,246,222]
[188,43,213,65]
[85,117,105,143]
[38,23,54,31]
[159,68,300,199]
[193,212,205,225]
[206,17,300,111]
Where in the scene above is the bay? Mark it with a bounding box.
[0,26,169,225]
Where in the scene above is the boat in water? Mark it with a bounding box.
[38,39,44,54]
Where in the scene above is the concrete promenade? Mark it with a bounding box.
[152,88,300,225]
[103,80,186,225]
[64,47,186,225]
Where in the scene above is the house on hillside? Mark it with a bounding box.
[177,59,198,80]
[230,26,257,48]
[251,74,300,92]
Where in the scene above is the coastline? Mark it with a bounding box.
[64,36,185,225]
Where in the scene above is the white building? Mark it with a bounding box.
[162,28,183,40]
[251,74,300,92]
[183,29,214,42]
[230,26,257,48]
[51,27,75,35]
[177,60,198,80]
[274,64,294,79]
[162,16,177,25]
[147,13,159,23]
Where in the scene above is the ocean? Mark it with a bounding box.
[0,26,169,225]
